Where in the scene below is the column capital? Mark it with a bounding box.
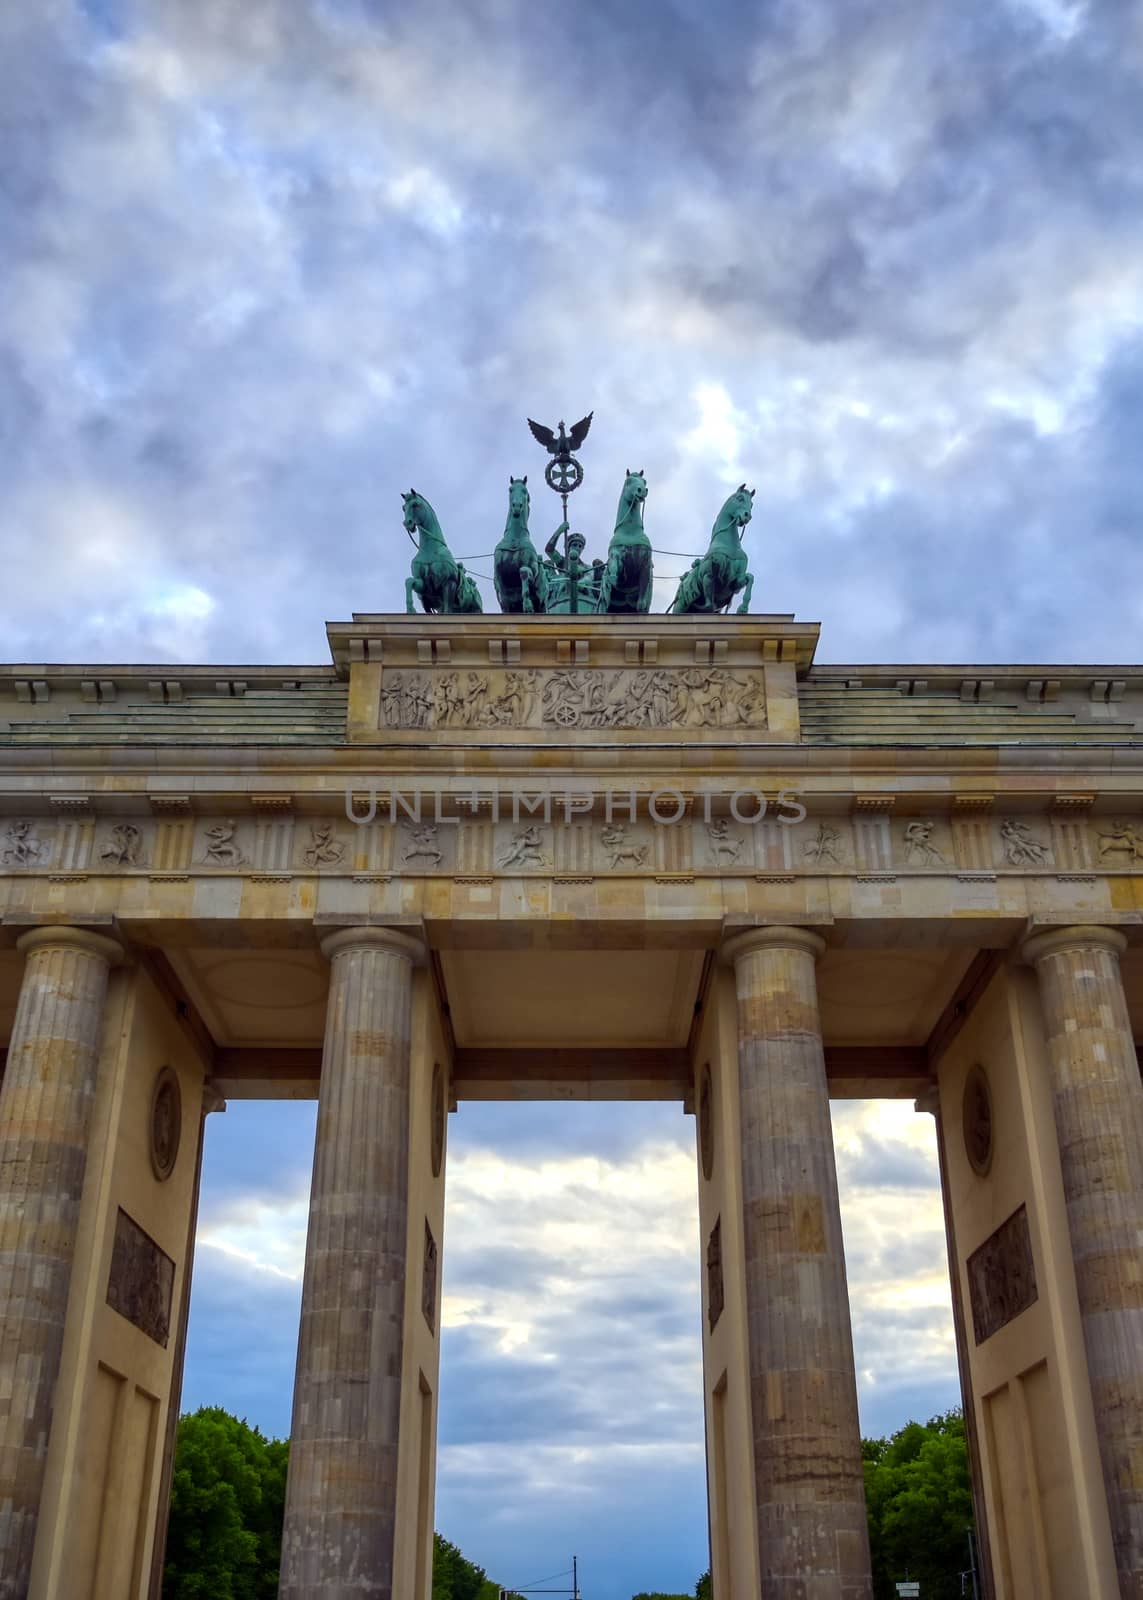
[1020,923,1127,966]
[15,925,125,966]
[319,924,427,966]
[722,925,826,967]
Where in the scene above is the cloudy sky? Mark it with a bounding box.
[6,0,1143,1595]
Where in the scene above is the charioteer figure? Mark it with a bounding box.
[543,523,605,614]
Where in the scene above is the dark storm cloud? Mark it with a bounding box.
[3,0,1143,666]
[841,1132,943,1191]
[448,1098,694,1166]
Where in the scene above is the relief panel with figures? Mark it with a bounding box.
[378,666,767,732]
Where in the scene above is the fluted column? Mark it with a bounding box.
[724,927,872,1600]
[0,925,123,1599]
[279,926,424,1600]
[1022,925,1143,1597]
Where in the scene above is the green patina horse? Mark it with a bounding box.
[599,469,653,614]
[403,489,482,614]
[668,484,755,614]
[492,476,549,614]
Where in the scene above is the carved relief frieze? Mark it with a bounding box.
[379,666,767,732]
[106,1207,175,1348]
[705,819,745,868]
[100,822,146,867]
[598,823,651,870]
[301,820,346,868]
[199,819,249,868]
[707,1217,724,1332]
[496,826,550,870]
[2,821,47,866]
[3,808,1137,885]
[1097,819,1143,866]
[901,819,949,867]
[422,1220,439,1335]
[801,821,848,866]
[999,818,1051,867]
[967,1204,1038,1344]
[399,822,453,874]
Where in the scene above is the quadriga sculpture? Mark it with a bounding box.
[403,490,483,615]
[492,476,550,614]
[668,484,755,615]
[599,469,653,614]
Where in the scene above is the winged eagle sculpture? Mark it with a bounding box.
[527,412,593,458]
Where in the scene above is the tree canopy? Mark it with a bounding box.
[162,1407,973,1600]
[863,1411,976,1600]
[431,1532,500,1600]
[163,1407,287,1600]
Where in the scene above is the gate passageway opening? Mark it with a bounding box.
[436,1099,708,1600]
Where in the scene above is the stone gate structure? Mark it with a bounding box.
[0,611,1141,1599]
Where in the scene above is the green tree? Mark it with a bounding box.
[164,1407,500,1600]
[695,1572,712,1600]
[163,1407,287,1600]
[863,1411,975,1600]
[431,1531,502,1600]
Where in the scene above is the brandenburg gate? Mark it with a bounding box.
[1,609,1142,1599]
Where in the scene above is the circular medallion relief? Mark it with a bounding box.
[698,1063,715,1181]
[962,1063,993,1177]
[430,1063,446,1179]
[150,1066,182,1183]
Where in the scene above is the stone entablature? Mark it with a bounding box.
[330,614,812,744]
[5,615,1143,750]
[0,798,1137,884]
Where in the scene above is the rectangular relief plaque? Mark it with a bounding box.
[707,1217,724,1332]
[967,1203,1038,1344]
[380,666,766,733]
[106,1207,175,1348]
[422,1219,438,1335]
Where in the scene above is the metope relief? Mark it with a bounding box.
[598,823,651,869]
[1000,818,1050,867]
[706,819,744,867]
[100,822,144,867]
[1097,820,1143,865]
[5,810,1126,883]
[199,819,248,868]
[2,821,45,866]
[802,821,847,866]
[399,822,453,874]
[902,820,948,866]
[302,820,345,868]
[379,666,766,732]
[497,826,550,870]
